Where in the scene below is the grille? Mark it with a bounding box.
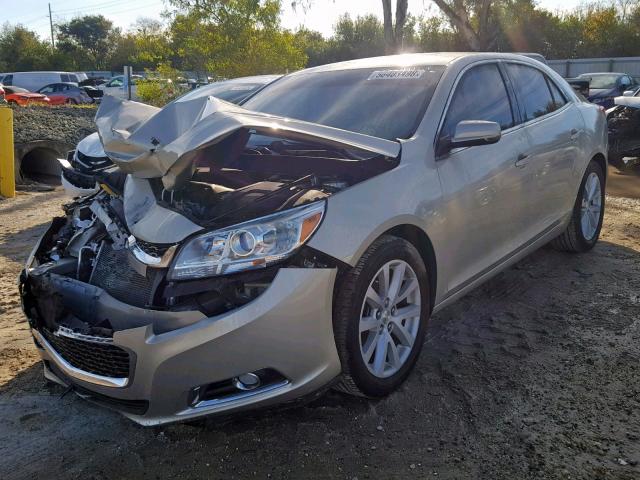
[90,242,159,307]
[41,328,130,379]
[75,151,113,172]
[135,239,174,258]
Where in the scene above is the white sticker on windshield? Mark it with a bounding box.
[368,69,425,80]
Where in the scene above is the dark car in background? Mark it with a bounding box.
[578,72,637,108]
[37,82,94,105]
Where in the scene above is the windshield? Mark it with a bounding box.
[243,66,445,140]
[581,74,620,89]
[178,82,266,104]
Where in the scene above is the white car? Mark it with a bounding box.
[97,75,143,100]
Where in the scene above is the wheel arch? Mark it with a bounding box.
[381,224,437,313]
[591,152,607,185]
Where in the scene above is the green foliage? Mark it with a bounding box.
[136,62,185,107]
[0,25,53,71]
[167,0,306,77]
[4,0,640,87]
[57,15,116,69]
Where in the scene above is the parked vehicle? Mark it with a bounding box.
[577,72,638,108]
[1,85,50,106]
[59,75,281,197]
[607,90,640,171]
[97,74,143,100]
[21,53,607,426]
[37,83,94,105]
[566,78,590,98]
[80,85,104,102]
[0,71,82,91]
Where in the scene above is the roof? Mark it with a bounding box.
[578,72,628,76]
[224,74,282,84]
[288,52,547,76]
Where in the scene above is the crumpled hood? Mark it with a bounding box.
[95,94,401,190]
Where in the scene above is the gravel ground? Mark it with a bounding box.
[0,186,639,480]
[12,105,97,146]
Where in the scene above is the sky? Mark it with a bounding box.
[3,0,584,43]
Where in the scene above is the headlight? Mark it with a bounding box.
[169,201,325,280]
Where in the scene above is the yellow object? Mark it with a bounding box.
[0,106,15,198]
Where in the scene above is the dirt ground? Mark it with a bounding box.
[1,171,639,480]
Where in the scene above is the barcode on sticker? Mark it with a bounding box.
[368,69,425,80]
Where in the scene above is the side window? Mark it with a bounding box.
[507,64,557,122]
[4,74,13,86]
[546,77,567,111]
[61,74,70,82]
[108,77,123,87]
[70,74,78,83]
[39,85,54,94]
[441,63,514,141]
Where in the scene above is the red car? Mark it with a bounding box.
[37,82,93,105]
[0,85,50,106]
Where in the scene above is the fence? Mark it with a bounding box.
[548,57,640,80]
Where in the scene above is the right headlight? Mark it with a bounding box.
[168,201,325,280]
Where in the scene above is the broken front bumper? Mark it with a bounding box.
[21,258,341,426]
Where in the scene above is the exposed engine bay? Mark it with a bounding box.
[21,93,400,343]
[22,138,394,341]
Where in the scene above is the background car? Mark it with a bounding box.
[36,83,94,105]
[1,85,50,106]
[607,87,640,171]
[97,74,143,100]
[578,72,637,108]
[0,71,82,91]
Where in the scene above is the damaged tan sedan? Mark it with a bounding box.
[20,53,608,425]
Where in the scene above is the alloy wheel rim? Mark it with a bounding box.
[580,172,602,241]
[359,260,421,378]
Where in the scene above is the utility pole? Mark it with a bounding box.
[48,3,55,49]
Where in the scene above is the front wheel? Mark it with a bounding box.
[551,160,605,252]
[333,235,430,397]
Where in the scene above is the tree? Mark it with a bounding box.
[430,0,499,51]
[0,24,54,71]
[57,15,115,69]
[167,0,306,77]
[381,0,408,53]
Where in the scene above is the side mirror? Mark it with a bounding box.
[451,120,502,149]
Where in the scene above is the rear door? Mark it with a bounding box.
[436,62,531,293]
[504,63,582,235]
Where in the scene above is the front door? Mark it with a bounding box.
[435,62,531,294]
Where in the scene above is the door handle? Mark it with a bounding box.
[515,153,530,168]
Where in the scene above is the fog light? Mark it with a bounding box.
[233,372,261,391]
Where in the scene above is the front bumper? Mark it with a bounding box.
[23,266,341,425]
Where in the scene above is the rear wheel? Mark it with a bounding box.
[333,235,430,397]
[551,160,605,252]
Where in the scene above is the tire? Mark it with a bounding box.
[551,160,605,253]
[333,235,430,397]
